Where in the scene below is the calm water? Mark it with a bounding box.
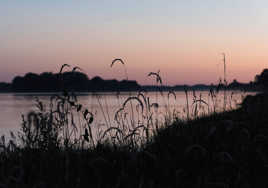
[0,91,255,138]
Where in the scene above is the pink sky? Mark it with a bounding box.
[0,1,267,85]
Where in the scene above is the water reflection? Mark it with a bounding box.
[0,91,255,138]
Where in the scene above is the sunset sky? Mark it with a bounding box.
[0,1,267,85]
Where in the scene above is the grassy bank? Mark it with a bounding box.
[0,92,268,188]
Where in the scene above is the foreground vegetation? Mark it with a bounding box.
[1,64,268,188]
[0,91,268,187]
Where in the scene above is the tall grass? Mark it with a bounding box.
[14,62,247,148]
[0,61,260,188]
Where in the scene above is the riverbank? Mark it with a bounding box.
[0,93,268,187]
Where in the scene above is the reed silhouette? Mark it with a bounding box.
[0,64,267,188]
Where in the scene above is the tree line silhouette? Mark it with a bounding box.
[1,71,140,92]
[1,69,268,92]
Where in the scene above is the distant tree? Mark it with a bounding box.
[12,76,24,91]
[254,75,260,83]
[39,72,58,91]
[255,69,268,91]
[61,71,89,91]
[91,76,103,83]
[228,79,240,89]
[24,73,40,91]
[89,76,105,91]
[0,82,11,92]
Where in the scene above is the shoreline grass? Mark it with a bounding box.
[0,63,266,188]
[1,92,267,188]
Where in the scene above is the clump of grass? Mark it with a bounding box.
[17,65,97,150]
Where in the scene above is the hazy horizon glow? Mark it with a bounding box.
[0,1,267,85]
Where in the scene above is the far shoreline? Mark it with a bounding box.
[0,89,258,97]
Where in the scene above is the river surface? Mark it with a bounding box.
[0,91,255,138]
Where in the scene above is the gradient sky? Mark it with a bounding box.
[0,1,267,85]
